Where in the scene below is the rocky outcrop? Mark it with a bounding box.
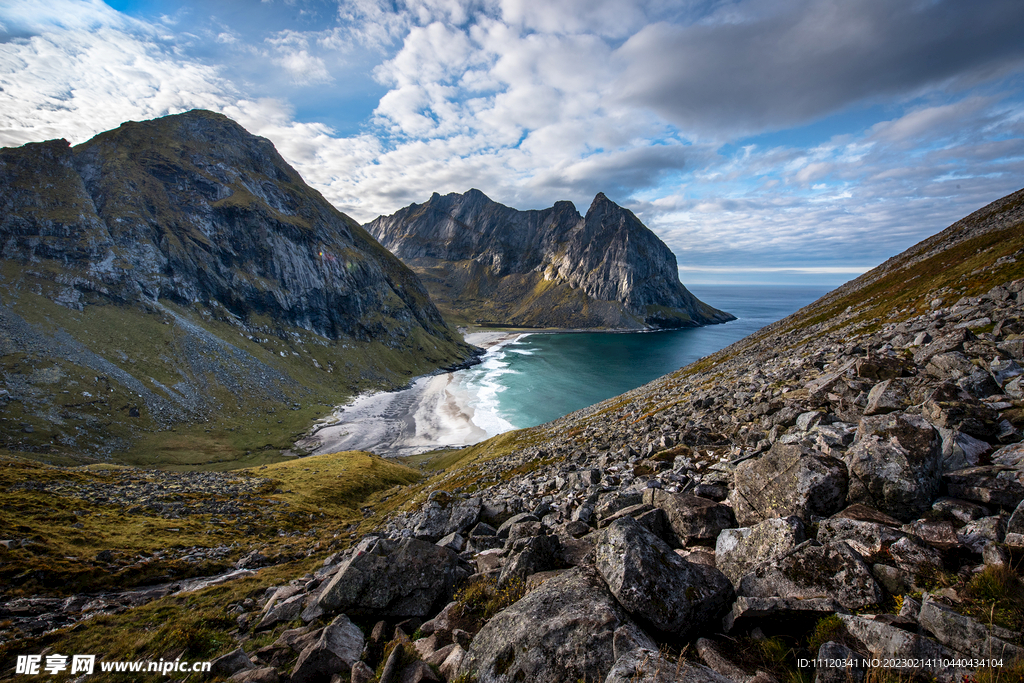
[366,189,734,329]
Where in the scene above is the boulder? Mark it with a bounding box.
[943,466,1024,508]
[1006,497,1024,546]
[715,516,807,585]
[255,593,305,630]
[838,615,967,683]
[815,516,907,563]
[641,490,736,547]
[844,413,942,521]
[290,614,364,683]
[730,443,848,526]
[595,517,734,638]
[458,565,635,683]
[228,668,280,683]
[864,379,910,416]
[937,428,992,471]
[496,513,539,539]
[918,594,1023,660]
[887,536,943,587]
[211,648,255,676]
[412,493,481,542]
[498,534,560,586]
[737,541,883,611]
[398,661,441,683]
[696,638,752,682]
[316,537,459,619]
[604,648,733,683]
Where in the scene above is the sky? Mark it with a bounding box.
[2,0,1023,285]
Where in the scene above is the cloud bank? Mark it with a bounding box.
[2,0,1023,284]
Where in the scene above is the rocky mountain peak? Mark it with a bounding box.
[367,189,733,329]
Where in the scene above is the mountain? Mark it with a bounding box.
[366,189,734,329]
[0,110,476,466]
[6,188,1024,680]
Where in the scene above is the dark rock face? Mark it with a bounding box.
[736,541,884,610]
[366,189,734,329]
[316,537,459,619]
[595,517,734,637]
[0,111,456,345]
[730,443,848,526]
[845,413,943,520]
[458,565,634,683]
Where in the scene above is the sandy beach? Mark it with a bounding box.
[295,331,522,457]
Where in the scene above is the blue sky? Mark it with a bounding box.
[2,0,1023,285]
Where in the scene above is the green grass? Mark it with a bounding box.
[0,450,422,597]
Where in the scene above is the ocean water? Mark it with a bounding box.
[455,285,833,430]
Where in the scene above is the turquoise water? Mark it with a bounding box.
[459,285,832,430]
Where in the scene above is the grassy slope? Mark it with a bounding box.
[0,450,420,597]
[0,279,467,469]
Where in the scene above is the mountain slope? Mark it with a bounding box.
[366,189,734,329]
[0,110,476,466]
[8,187,1024,682]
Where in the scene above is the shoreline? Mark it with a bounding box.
[294,331,524,458]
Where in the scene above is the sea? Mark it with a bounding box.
[456,285,832,434]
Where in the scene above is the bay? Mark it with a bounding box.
[303,284,832,456]
[460,284,832,430]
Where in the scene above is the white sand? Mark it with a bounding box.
[295,332,523,457]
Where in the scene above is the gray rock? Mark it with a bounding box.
[458,565,634,683]
[412,494,481,542]
[604,648,734,683]
[991,359,1024,386]
[435,532,465,552]
[715,516,807,585]
[255,593,305,630]
[641,490,736,547]
[815,516,907,563]
[498,534,560,586]
[438,644,467,681]
[398,660,441,683]
[959,516,1006,553]
[737,541,883,611]
[730,443,848,526]
[887,536,943,587]
[211,648,255,676]
[845,413,942,521]
[351,661,375,683]
[943,466,1024,508]
[838,614,967,682]
[926,352,977,381]
[316,537,459,619]
[937,428,992,471]
[496,513,539,539]
[918,594,1023,660]
[290,614,364,683]
[612,622,658,661]
[697,638,752,681]
[595,517,734,637]
[228,668,280,683]
[864,379,910,416]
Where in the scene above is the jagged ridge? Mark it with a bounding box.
[366,189,735,329]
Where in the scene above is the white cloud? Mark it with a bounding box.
[1,0,1023,284]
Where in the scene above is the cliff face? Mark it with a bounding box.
[1,110,454,343]
[0,110,474,464]
[366,189,734,329]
